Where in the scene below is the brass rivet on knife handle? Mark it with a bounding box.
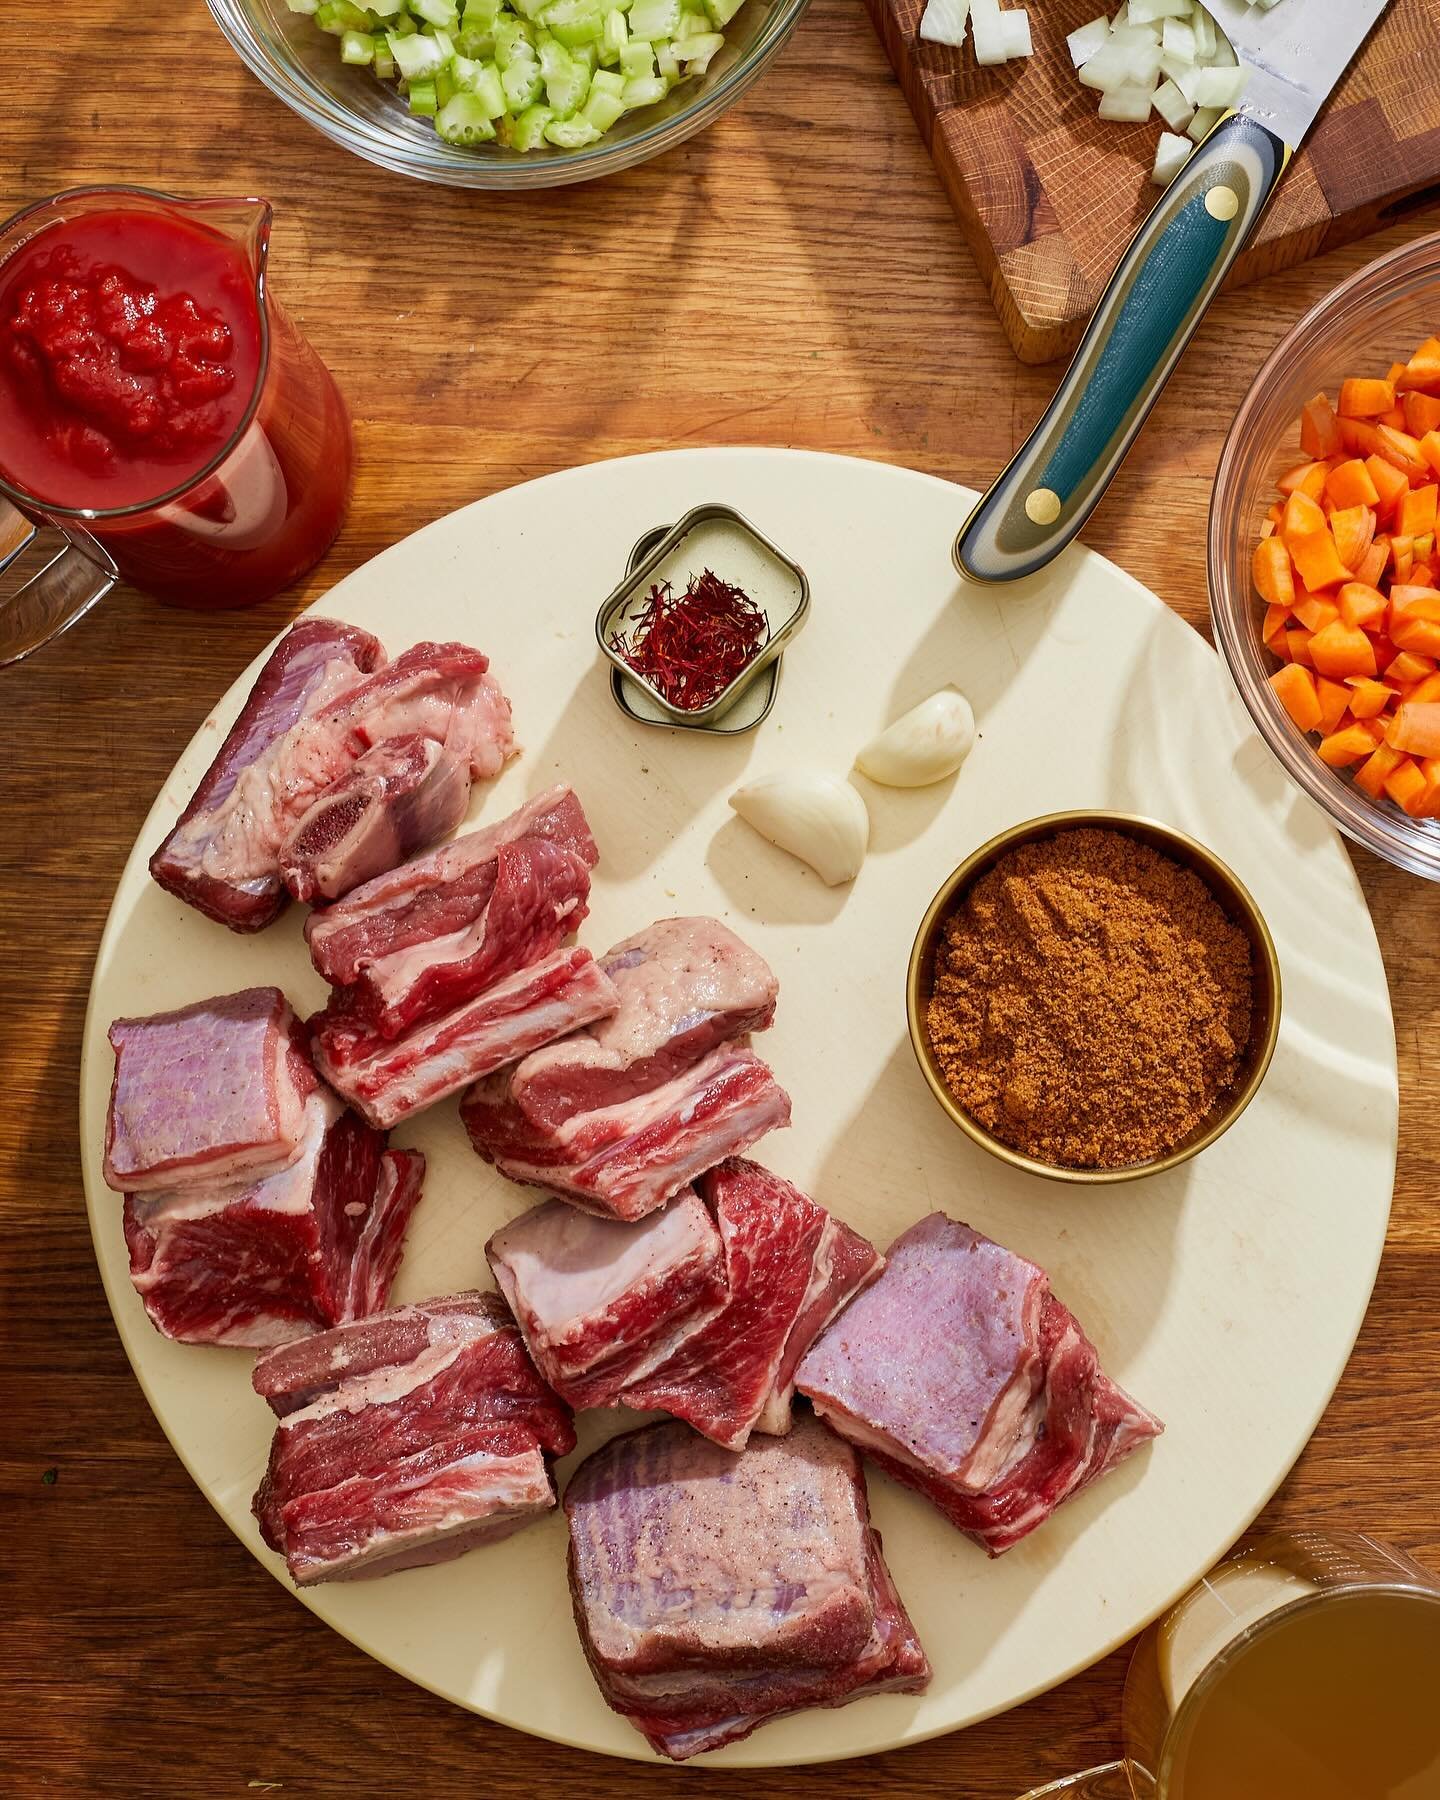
[954,113,1291,586]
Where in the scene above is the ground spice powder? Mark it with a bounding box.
[926,828,1254,1170]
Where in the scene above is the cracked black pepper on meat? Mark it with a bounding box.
[926,829,1254,1169]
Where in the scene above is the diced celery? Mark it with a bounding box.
[464,0,501,24]
[540,40,589,112]
[373,41,396,74]
[676,8,707,35]
[537,32,568,75]
[316,0,371,33]
[411,0,459,24]
[340,27,377,59]
[603,7,627,51]
[543,0,605,46]
[583,85,625,128]
[456,25,495,53]
[510,101,554,147]
[407,76,439,111]
[434,63,457,103]
[365,0,403,13]
[386,9,416,31]
[544,115,602,145]
[511,0,550,18]
[436,89,499,139]
[493,13,535,63]
[285,0,321,15]
[429,25,457,54]
[469,59,507,111]
[701,0,742,24]
[573,39,599,70]
[590,65,622,92]
[501,59,543,106]
[620,72,665,104]
[619,36,652,74]
[389,27,446,73]
[655,39,678,77]
[627,0,679,38]
[673,28,721,62]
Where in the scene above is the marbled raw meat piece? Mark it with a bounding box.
[564,1414,929,1760]
[104,987,317,1193]
[122,1091,424,1347]
[796,1212,1163,1555]
[313,946,619,1130]
[461,1041,791,1221]
[253,1291,574,1584]
[510,916,778,1131]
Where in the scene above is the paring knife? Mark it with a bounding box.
[953,0,1392,584]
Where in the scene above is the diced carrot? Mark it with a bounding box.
[1356,539,1389,588]
[1252,536,1295,608]
[1385,649,1436,684]
[1340,418,1385,459]
[1388,701,1440,756]
[1319,723,1382,766]
[1392,618,1440,656]
[1403,391,1440,437]
[1330,504,1376,571]
[1355,741,1405,797]
[1308,620,1378,678]
[1376,425,1430,482]
[1269,663,1322,733]
[1393,538,1417,583]
[1365,453,1411,517]
[1347,677,1394,719]
[1409,672,1440,704]
[1339,377,1396,418]
[1325,459,1380,509]
[1387,362,1410,387]
[1339,582,1388,630]
[1277,460,1329,500]
[1315,676,1351,732]
[1281,491,1328,542]
[1399,485,1439,538]
[1373,636,1400,674]
[1379,406,1409,430]
[1293,593,1340,632]
[1389,585,1440,621]
[1384,757,1429,813]
[1286,629,1314,667]
[1398,337,1440,394]
[1289,529,1354,591]
[1300,393,1342,459]
[1262,602,1292,646]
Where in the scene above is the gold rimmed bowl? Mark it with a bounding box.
[905,810,1282,1187]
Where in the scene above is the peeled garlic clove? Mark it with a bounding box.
[728,771,869,886]
[855,688,975,788]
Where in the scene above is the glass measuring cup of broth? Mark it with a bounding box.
[1021,1532,1440,1800]
[0,186,353,666]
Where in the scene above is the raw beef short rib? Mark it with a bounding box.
[511,916,779,1131]
[149,619,384,931]
[151,628,516,931]
[306,785,599,1049]
[105,987,318,1194]
[313,947,620,1130]
[122,1092,424,1347]
[565,1414,930,1760]
[252,1291,575,1585]
[462,1041,792,1221]
[492,1160,881,1445]
[796,1212,1164,1555]
[486,1191,729,1409]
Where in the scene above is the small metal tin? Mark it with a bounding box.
[597,502,809,733]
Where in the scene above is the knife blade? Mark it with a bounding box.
[1206,0,1390,149]
[954,0,1394,586]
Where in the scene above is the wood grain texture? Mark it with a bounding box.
[868,0,1440,362]
[2,3,1439,1795]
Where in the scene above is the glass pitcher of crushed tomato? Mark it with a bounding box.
[0,186,353,665]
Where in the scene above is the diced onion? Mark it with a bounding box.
[1186,102,1222,141]
[1066,14,1110,66]
[1152,76,1194,130]
[918,0,970,47]
[1151,129,1193,185]
[1098,83,1155,121]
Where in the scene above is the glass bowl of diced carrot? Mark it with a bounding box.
[1210,232,1440,880]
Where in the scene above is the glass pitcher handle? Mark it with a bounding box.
[1018,1762,1136,1799]
[0,498,117,668]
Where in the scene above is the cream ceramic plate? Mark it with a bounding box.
[80,449,1397,1766]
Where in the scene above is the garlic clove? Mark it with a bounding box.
[728,771,870,886]
[855,688,976,788]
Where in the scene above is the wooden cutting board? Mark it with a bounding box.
[866,0,1440,363]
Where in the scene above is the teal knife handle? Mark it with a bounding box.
[954,112,1291,585]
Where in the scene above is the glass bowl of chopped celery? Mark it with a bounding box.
[207,0,806,183]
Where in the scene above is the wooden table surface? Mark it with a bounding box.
[4,4,1438,1795]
